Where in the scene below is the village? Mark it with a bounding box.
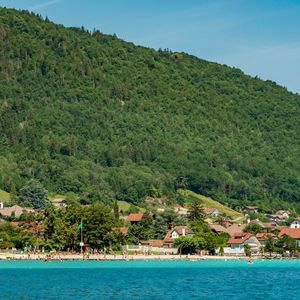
[0,196,300,260]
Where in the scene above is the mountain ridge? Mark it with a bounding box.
[0,7,300,211]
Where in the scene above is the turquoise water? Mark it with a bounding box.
[0,260,300,299]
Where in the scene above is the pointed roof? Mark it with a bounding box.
[278,228,300,239]
[227,232,252,245]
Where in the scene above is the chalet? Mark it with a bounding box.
[224,223,247,237]
[227,232,261,252]
[290,217,300,229]
[126,213,144,225]
[0,205,35,218]
[203,208,219,217]
[278,228,300,248]
[242,206,258,213]
[163,226,193,248]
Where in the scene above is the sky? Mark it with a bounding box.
[0,0,299,94]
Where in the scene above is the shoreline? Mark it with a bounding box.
[0,253,298,261]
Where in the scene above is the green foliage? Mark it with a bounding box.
[244,223,263,235]
[42,202,120,250]
[152,208,186,239]
[19,179,48,209]
[265,236,275,256]
[0,8,300,211]
[187,201,205,222]
[0,222,33,249]
[113,200,119,220]
[173,232,222,255]
[244,244,252,257]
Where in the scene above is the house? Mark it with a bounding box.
[242,206,258,213]
[290,217,300,229]
[255,233,274,246]
[250,220,278,232]
[126,213,144,224]
[261,221,278,231]
[203,208,219,217]
[276,210,291,220]
[163,226,193,248]
[224,223,247,237]
[278,228,300,248]
[52,198,67,208]
[208,223,227,234]
[266,214,287,222]
[0,205,35,218]
[227,232,261,252]
[173,205,188,216]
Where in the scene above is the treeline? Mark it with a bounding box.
[0,8,300,211]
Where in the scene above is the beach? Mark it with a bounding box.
[0,251,282,261]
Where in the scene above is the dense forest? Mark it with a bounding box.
[0,8,300,211]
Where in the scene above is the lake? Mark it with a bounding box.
[0,259,299,299]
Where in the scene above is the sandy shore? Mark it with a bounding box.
[0,252,250,261]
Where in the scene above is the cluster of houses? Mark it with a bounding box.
[1,198,300,255]
[120,204,300,255]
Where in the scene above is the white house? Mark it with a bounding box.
[163,226,193,247]
[227,232,261,253]
[290,217,300,229]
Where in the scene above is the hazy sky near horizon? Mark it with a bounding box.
[0,0,299,94]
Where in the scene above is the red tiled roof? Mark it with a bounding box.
[224,223,247,236]
[256,233,274,240]
[227,232,252,245]
[278,228,300,239]
[127,213,144,222]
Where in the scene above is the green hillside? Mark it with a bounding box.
[0,8,300,211]
[0,189,10,202]
[179,190,244,221]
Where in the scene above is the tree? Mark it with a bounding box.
[244,223,263,235]
[113,200,119,220]
[265,236,275,257]
[82,202,118,250]
[244,244,252,257]
[152,208,186,239]
[19,180,48,209]
[187,201,205,222]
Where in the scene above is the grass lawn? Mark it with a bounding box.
[0,189,10,202]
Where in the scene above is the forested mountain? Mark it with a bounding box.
[0,8,300,211]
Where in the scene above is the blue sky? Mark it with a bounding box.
[0,0,300,94]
